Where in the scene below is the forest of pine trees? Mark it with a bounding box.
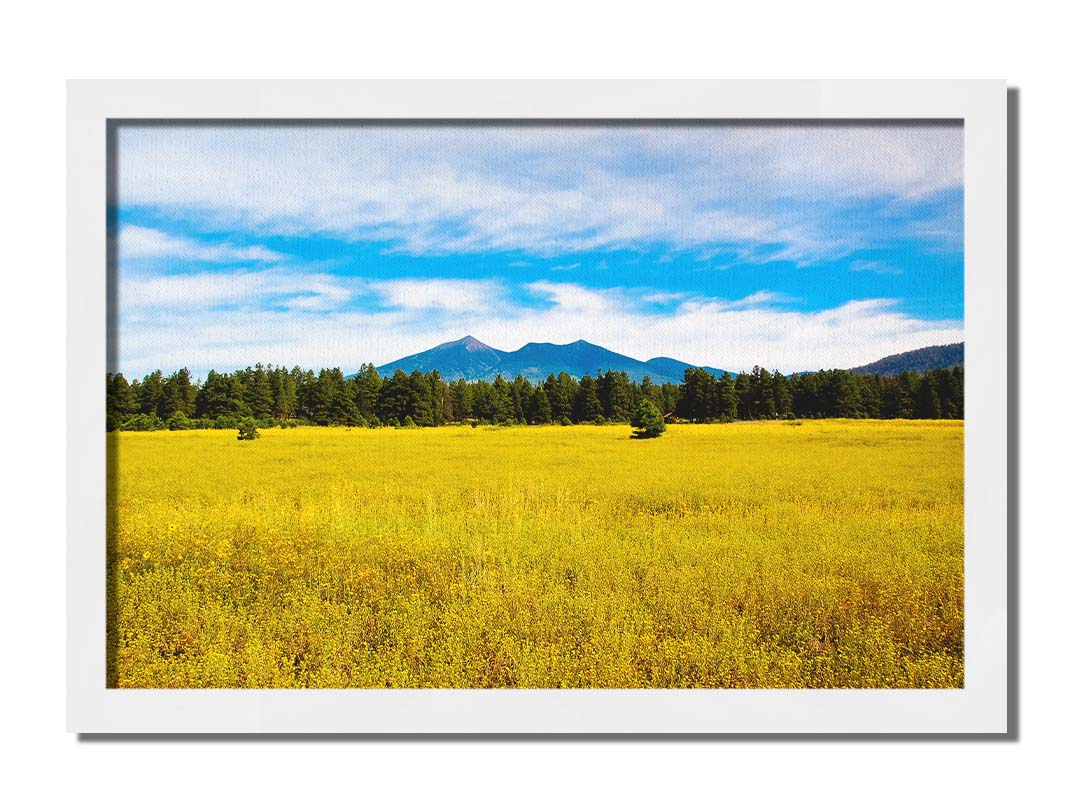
[106,362,964,431]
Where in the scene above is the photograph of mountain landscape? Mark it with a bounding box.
[106,122,964,688]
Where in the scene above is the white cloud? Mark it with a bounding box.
[115,125,962,263]
[850,260,904,275]
[715,125,964,200]
[641,291,688,305]
[720,290,795,308]
[119,225,285,263]
[524,281,615,315]
[118,278,962,379]
[120,269,358,312]
[369,278,502,312]
[120,267,512,319]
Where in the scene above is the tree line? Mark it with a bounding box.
[106,362,964,431]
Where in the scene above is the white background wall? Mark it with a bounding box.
[2,2,1061,796]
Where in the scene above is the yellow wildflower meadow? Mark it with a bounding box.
[108,420,963,688]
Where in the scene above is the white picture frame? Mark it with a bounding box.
[68,79,1007,734]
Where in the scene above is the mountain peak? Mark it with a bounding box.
[447,335,491,351]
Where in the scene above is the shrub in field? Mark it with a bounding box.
[166,411,195,430]
[630,398,666,438]
[120,413,165,431]
[236,418,260,440]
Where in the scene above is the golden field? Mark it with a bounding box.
[108,420,963,688]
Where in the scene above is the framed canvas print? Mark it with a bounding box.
[67,80,1008,734]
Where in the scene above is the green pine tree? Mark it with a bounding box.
[630,397,666,438]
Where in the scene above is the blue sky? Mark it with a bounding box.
[114,124,963,377]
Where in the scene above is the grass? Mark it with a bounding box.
[108,420,963,688]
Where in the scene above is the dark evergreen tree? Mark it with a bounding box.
[138,370,165,416]
[510,375,534,424]
[598,370,636,422]
[896,371,917,418]
[915,374,942,419]
[639,375,663,411]
[451,378,473,420]
[491,375,515,422]
[556,372,579,422]
[106,373,136,430]
[734,372,752,420]
[271,366,297,420]
[790,372,819,418]
[717,372,738,421]
[427,370,446,426]
[574,375,603,422]
[750,367,776,419]
[528,387,552,424]
[771,370,792,418]
[352,364,382,421]
[292,366,315,420]
[409,371,434,426]
[158,368,196,419]
[471,384,495,426]
[937,367,964,419]
[377,370,411,425]
[196,370,248,419]
[248,363,274,419]
[543,373,563,420]
[824,370,862,418]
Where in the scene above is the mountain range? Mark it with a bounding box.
[371,336,727,385]
[360,336,965,384]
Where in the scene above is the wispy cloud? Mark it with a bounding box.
[120,268,359,313]
[119,225,286,263]
[720,291,796,308]
[116,125,962,263]
[641,291,688,306]
[370,278,502,312]
[850,260,904,275]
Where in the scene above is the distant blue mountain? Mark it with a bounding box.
[364,335,730,384]
[850,342,964,377]
[644,357,727,380]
